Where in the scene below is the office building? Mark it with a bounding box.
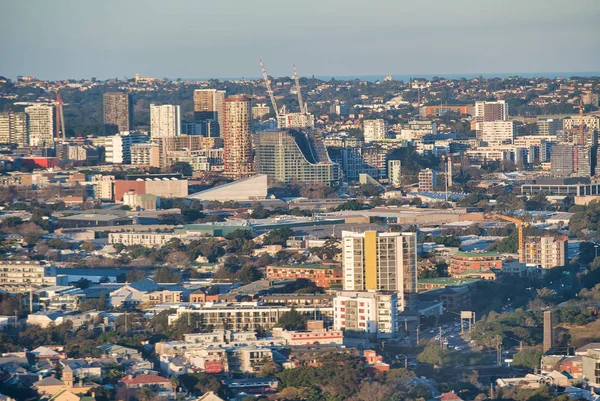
[25,104,54,146]
[418,168,437,192]
[104,131,148,164]
[537,119,562,136]
[194,89,225,135]
[333,290,399,339]
[103,92,133,135]
[0,111,29,147]
[255,129,340,186]
[363,119,388,143]
[341,230,417,312]
[388,160,401,187]
[131,143,160,167]
[223,97,254,179]
[525,236,568,269]
[150,104,181,138]
[478,121,516,145]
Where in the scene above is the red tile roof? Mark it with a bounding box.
[440,391,463,401]
[120,374,170,385]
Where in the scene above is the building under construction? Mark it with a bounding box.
[255,128,340,186]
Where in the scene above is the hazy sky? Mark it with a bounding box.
[1,0,599,80]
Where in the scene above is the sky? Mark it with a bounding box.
[1,0,600,81]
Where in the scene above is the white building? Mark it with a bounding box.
[109,232,182,247]
[478,121,516,145]
[399,120,437,141]
[0,111,29,147]
[25,104,54,146]
[0,260,67,293]
[363,119,388,143]
[388,160,401,187]
[104,131,148,164]
[341,230,417,312]
[90,174,115,201]
[150,104,181,138]
[333,290,399,339]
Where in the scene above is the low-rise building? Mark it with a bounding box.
[449,252,503,277]
[108,232,182,247]
[265,263,343,288]
[333,290,399,340]
[0,260,68,293]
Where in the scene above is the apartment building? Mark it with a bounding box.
[25,104,54,146]
[131,143,160,167]
[277,112,315,129]
[266,263,343,288]
[90,174,115,201]
[449,252,503,277]
[0,110,29,146]
[103,92,132,135]
[563,116,600,131]
[478,121,516,145]
[150,104,181,138]
[363,119,388,143]
[194,89,226,135]
[104,131,148,164]
[341,230,417,312]
[0,260,67,293]
[388,160,402,187]
[399,120,437,141]
[536,118,562,136]
[223,97,254,179]
[166,148,224,172]
[252,103,271,120]
[333,290,399,339]
[418,168,437,192]
[475,100,508,123]
[255,129,340,186]
[168,304,333,331]
[108,232,183,247]
[155,135,222,168]
[525,236,568,269]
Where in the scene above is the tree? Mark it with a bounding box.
[512,347,543,370]
[126,270,146,283]
[153,267,181,283]
[74,278,91,289]
[263,227,294,246]
[166,251,190,268]
[170,161,193,176]
[238,265,260,284]
[277,308,306,330]
[136,387,156,401]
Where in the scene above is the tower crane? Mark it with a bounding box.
[259,59,281,118]
[490,213,530,263]
[293,64,306,115]
[54,91,66,142]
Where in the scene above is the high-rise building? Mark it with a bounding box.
[104,131,148,164]
[0,111,29,147]
[255,129,340,186]
[154,135,223,168]
[252,103,271,120]
[150,104,181,138]
[525,236,568,269]
[474,100,508,137]
[418,168,437,192]
[550,144,575,177]
[341,230,417,312]
[388,160,401,188]
[25,104,54,146]
[194,89,226,135]
[131,143,160,167]
[363,119,388,143]
[103,92,133,135]
[478,121,516,145]
[223,97,254,179]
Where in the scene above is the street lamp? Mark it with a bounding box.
[416,324,424,344]
[594,244,598,259]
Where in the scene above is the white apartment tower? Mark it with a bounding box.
[388,160,402,188]
[25,104,54,146]
[341,230,417,312]
[475,100,508,138]
[0,111,29,147]
[479,121,516,145]
[150,104,181,138]
[363,119,388,143]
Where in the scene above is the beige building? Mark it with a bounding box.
[194,89,226,134]
[25,104,54,146]
[122,192,157,210]
[525,236,568,269]
[341,230,417,312]
[252,103,271,120]
[90,174,115,201]
[223,97,254,179]
[478,121,516,145]
[0,111,28,146]
[563,116,600,131]
[0,260,67,293]
[155,135,222,168]
[418,168,437,192]
[109,231,182,247]
[363,119,388,143]
[131,143,160,167]
[150,104,181,138]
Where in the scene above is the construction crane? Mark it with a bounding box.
[259,59,280,118]
[579,97,585,146]
[490,214,530,263]
[54,91,66,142]
[293,64,306,115]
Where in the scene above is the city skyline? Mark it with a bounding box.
[1,0,599,81]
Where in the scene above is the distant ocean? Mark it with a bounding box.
[182,72,600,82]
